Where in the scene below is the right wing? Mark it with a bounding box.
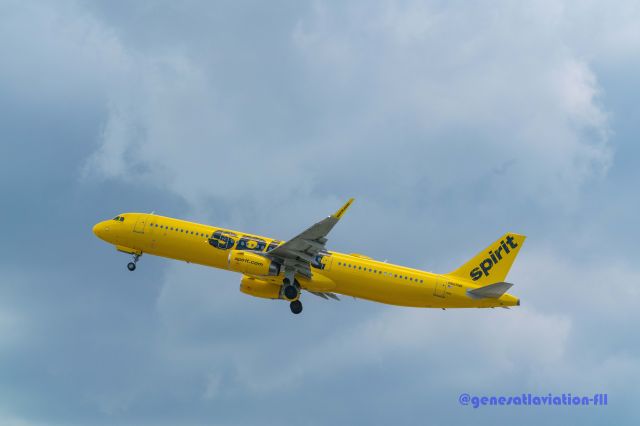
[266,198,354,278]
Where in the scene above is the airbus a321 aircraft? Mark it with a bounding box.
[93,199,525,314]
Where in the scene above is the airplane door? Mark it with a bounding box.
[148,219,157,248]
[133,215,147,234]
[434,280,446,298]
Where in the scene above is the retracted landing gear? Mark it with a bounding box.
[290,300,303,314]
[127,253,141,271]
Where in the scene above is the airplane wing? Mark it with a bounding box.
[266,198,354,279]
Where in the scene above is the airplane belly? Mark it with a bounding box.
[333,275,458,308]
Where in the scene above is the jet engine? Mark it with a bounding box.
[240,275,281,299]
[227,250,280,276]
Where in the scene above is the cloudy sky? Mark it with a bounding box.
[1,0,639,424]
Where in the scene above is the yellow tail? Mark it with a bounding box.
[447,233,526,285]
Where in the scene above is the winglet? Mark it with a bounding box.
[332,198,355,219]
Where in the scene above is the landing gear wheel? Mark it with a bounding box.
[127,262,136,271]
[290,300,303,314]
[284,285,299,300]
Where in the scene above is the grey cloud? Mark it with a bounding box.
[1,1,640,425]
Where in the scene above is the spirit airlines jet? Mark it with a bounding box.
[93,199,525,314]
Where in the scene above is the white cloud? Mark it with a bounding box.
[70,0,633,219]
[75,0,640,406]
[292,0,613,205]
[150,245,639,400]
[3,1,640,423]
[0,307,26,350]
[0,413,43,426]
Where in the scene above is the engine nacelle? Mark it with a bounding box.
[240,275,281,299]
[227,250,280,276]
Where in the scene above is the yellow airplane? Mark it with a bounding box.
[93,199,525,314]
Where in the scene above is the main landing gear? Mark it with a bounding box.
[127,253,141,271]
[290,300,303,314]
[283,276,303,315]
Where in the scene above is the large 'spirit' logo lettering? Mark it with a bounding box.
[209,230,281,253]
[469,235,518,281]
[208,230,331,268]
[236,236,267,251]
[208,230,237,250]
[311,253,327,270]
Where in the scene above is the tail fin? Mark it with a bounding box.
[447,233,526,285]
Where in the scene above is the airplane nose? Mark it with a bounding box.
[93,223,102,237]
[93,222,108,239]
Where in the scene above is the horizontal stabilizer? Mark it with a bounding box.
[467,282,513,299]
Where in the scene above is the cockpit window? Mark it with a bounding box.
[113,216,120,221]
[119,217,125,222]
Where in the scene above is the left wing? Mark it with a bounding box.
[266,198,354,279]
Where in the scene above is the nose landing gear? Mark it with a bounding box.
[127,253,141,271]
